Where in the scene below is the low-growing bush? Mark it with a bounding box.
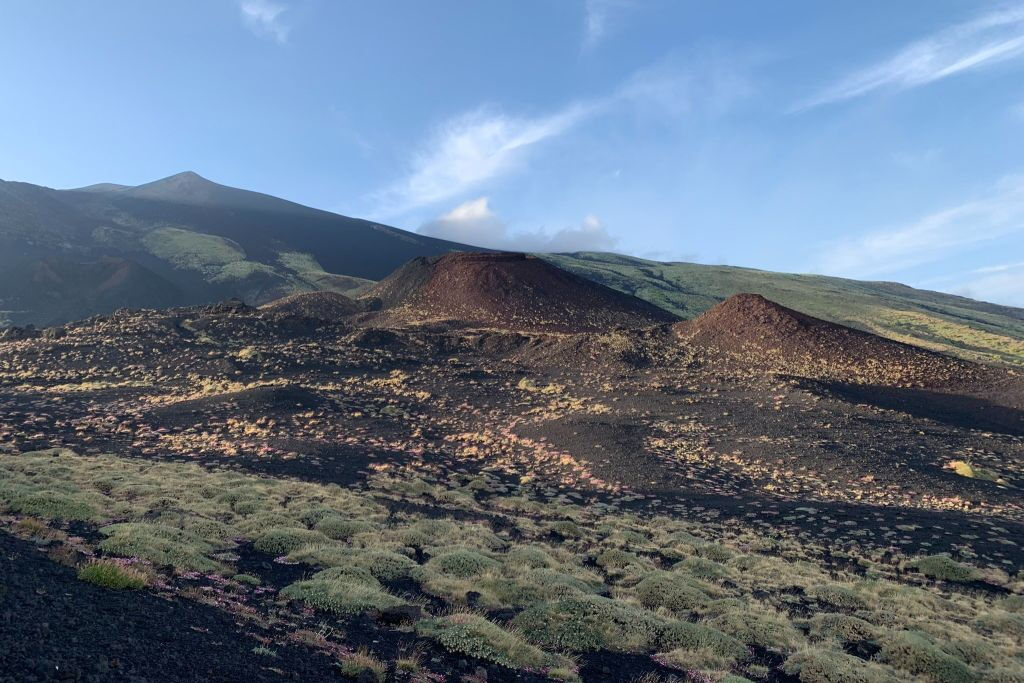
[808,613,879,644]
[784,647,898,683]
[877,631,976,683]
[78,560,147,590]
[808,584,870,610]
[910,555,976,583]
[10,490,97,521]
[98,522,220,572]
[422,548,499,578]
[512,595,664,653]
[281,568,406,616]
[252,527,328,555]
[418,613,552,670]
[314,516,376,540]
[658,620,748,664]
[708,608,803,652]
[504,545,558,569]
[635,571,711,615]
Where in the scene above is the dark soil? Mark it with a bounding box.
[0,531,338,682]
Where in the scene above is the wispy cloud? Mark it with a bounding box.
[816,175,1024,277]
[796,6,1024,111]
[582,0,632,51]
[418,197,619,253]
[239,0,290,44]
[369,53,752,219]
[370,103,598,219]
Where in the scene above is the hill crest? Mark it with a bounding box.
[362,252,679,332]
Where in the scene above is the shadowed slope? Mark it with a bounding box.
[260,291,361,320]
[362,252,680,332]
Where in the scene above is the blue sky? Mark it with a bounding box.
[2,2,1024,306]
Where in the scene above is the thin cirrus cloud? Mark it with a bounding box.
[368,53,753,220]
[370,102,598,220]
[795,5,1024,111]
[815,175,1024,278]
[418,197,619,253]
[582,0,633,51]
[239,0,290,44]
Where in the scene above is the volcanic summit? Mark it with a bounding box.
[360,252,679,332]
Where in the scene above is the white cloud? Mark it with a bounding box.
[239,0,290,44]
[816,176,1024,277]
[418,197,619,253]
[370,53,752,219]
[370,104,597,219]
[796,6,1024,110]
[582,0,632,50]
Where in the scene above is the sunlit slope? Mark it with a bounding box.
[543,252,1024,367]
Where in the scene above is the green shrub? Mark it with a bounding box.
[877,631,976,683]
[675,556,732,581]
[423,548,498,578]
[511,595,664,653]
[658,620,748,664]
[635,571,711,614]
[314,516,376,540]
[784,648,898,683]
[975,612,1024,638]
[808,584,869,610]
[11,490,97,521]
[288,546,417,582]
[708,608,803,652]
[252,527,328,555]
[78,560,147,590]
[281,569,405,616]
[549,520,584,538]
[998,595,1024,613]
[98,522,219,572]
[505,545,558,569]
[911,556,976,583]
[808,613,879,644]
[695,543,734,563]
[596,548,642,570]
[418,614,550,670]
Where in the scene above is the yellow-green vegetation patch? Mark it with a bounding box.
[0,449,386,573]
[784,647,899,683]
[78,559,148,590]
[99,522,222,572]
[339,648,388,682]
[877,631,976,683]
[512,595,666,653]
[418,613,564,672]
[143,227,245,272]
[635,571,712,614]
[281,567,406,616]
[910,555,977,583]
[2,449,1022,681]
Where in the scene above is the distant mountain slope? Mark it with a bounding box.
[543,252,1024,367]
[0,172,474,327]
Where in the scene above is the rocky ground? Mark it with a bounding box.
[1,292,1022,682]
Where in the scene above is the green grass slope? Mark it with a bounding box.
[542,252,1024,367]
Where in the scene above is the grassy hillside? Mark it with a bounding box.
[543,252,1024,367]
[0,173,465,327]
